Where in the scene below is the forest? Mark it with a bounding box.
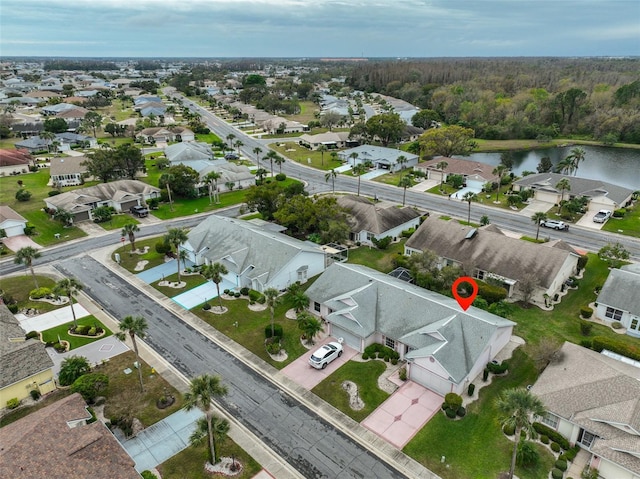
[344,58,640,143]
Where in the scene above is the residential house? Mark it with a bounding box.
[0,393,140,479]
[14,136,50,154]
[0,205,28,237]
[405,217,580,304]
[305,262,515,395]
[513,173,634,211]
[337,195,422,245]
[414,157,499,191]
[182,215,328,292]
[40,102,78,116]
[55,132,98,150]
[338,145,419,173]
[531,342,640,479]
[197,162,255,192]
[44,179,160,222]
[595,263,640,338]
[49,156,88,187]
[56,107,90,121]
[133,95,162,106]
[165,141,213,163]
[137,126,194,144]
[0,303,56,406]
[298,131,357,150]
[260,117,308,135]
[0,149,32,174]
[139,103,167,118]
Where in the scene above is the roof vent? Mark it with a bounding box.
[465,228,477,239]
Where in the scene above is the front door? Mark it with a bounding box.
[578,428,596,449]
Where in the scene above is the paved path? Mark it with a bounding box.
[16,303,90,332]
[46,335,130,375]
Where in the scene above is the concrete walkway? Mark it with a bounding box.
[136,259,194,284]
[566,447,590,478]
[46,335,130,375]
[16,303,90,332]
[120,408,204,472]
[171,277,235,309]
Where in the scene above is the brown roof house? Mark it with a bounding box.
[137,126,195,144]
[531,342,640,479]
[337,195,422,245]
[415,157,498,191]
[49,156,88,187]
[0,393,139,479]
[0,303,56,407]
[0,205,28,237]
[44,179,160,223]
[405,217,580,305]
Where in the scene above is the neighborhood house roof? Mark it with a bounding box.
[49,156,89,176]
[46,179,160,212]
[306,262,514,383]
[597,265,640,317]
[531,342,640,476]
[405,217,579,289]
[337,195,422,235]
[165,141,213,163]
[418,156,499,182]
[197,162,254,183]
[0,205,27,225]
[338,145,418,164]
[0,148,32,166]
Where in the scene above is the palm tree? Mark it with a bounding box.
[398,175,413,206]
[202,262,228,311]
[14,246,41,288]
[435,160,448,191]
[264,288,280,338]
[531,212,548,241]
[165,227,189,281]
[353,164,367,196]
[349,152,359,168]
[53,278,83,328]
[568,147,586,176]
[297,312,323,346]
[189,415,230,465]
[255,168,268,182]
[234,139,243,157]
[225,133,236,147]
[265,150,278,177]
[396,155,408,175]
[330,151,338,164]
[555,157,574,176]
[40,130,56,153]
[159,172,175,211]
[205,171,222,204]
[252,146,262,168]
[495,387,546,479]
[287,287,309,313]
[325,169,338,193]
[274,154,285,173]
[555,178,571,214]
[462,191,478,225]
[317,144,327,166]
[115,315,148,392]
[492,164,508,203]
[121,222,140,253]
[183,375,228,466]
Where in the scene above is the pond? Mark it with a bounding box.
[458,145,640,191]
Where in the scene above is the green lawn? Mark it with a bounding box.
[40,316,112,349]
[347,240,406,273]
[151,272,207,298]
[404,349,554,479]
[151,189,249,220]
[282,100,320,124]
[97,137,134,147]
[195,133,222,144]
[113,237,166,273]
[0,275,64,313]
[602,202,640,238]
[269,142,343,171]
[311,360,389,422]
[99,214,139,231]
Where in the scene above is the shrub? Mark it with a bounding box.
[444,393,463,410]
[224,289,230,294]
[371,236,392,250]
[234,292,241,298]
[48,189,62,197]
[7,304,18,313]
[477,281,508,304]
[580,320,593,336]
[398,366,407,381]
[87,327,97,336]
[566,447,579,461]
[58,355,91,386]
[580,307,593,319]
[362,352,369,360]
[551,468,564,479]
[248,289,262,302]
[456,407,466,417]
[155,241,171,255]
[467,383,475,396]
[6,398,20,409]
[15,189,32,201]
[391,358,398,365]
[540,435,549,444]
[591,336,640,361]
[551,442,561,453]
[611,321,624,330]
[580,339,592,349]
[503,423,516,436]
[240,287,250,296]
[275,173,286,181]
[517,440,540,468]
[555,459,568,471]
[30,389,41,401]
[71,373,109,402]
[141,471,158,479]
[487,360,509,374]
[30,287,52,299]
[266,341,281,354]
[445,407,456,419]
[25,330,39,339]
[613,208,626,218]
[24,225,36,236]
[483,368,489,381]
[202,302,211,311]
[257,295,266,304]
[533,422,570,449]
[264,324,283,339]
[577,254,588,272]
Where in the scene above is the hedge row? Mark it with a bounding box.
[533,422,570,450]
[591,336,640,361]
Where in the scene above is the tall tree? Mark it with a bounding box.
[419,125,476,158]
[14,246,41,288]
[202,262,228,311]
[462,191,478,225]
[396,155,408,174]
[205,171,222,204]
[115,315,148,392]
[435,160,448,191]
[115,144,144,180]
[189,416,230,466]
[40,130,56,153]
[165,227,189,281]
[53,277,83,328]
[183,375,228,466]
[274,154,285,173]
[348,152,359,168]
[265,150,278,177]
[567,147,586,176]
[159,172,175,211]
[365,113,405,146]
[234,140,244,157]
[531,212,547,241]
[352,164,367,196]
[492,164,508,202]
[121,222,140,253]
[297,312,323,346]
[252,146,262,168]
[398,175,413,206]
[317,144,327,166]
[264,288,280,338]
[325,169,338,193]
[495,388,546,479]
[555,178,571,214]
[83,111,103,137]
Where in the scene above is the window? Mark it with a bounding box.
[314,302,321,312]
[475,269,486,280]
[605,307,623,321]
[631,318,639,331]
[385,337,395,349]
[541,413,559,429]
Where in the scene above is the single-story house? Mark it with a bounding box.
[56,107,90,120]
[531,342,640,479]
[338,145,419,173]
[595,263,640,338]
[260,117,308,134]
[45,179,160,222]
[133,95,162,106]
[415,157,499,190]
[0,205,28,237]
[140,104,167,118]
[197,162,255,192]
[165,141,213,163]
[0,393,140,479]
[298,131,357,150]
[0,303,56,407]
[138,126,194,144]
[55,132,98,150]
[14,136,50,154]
[305,262,515,396]
[49,156,88,187]
[513,173,634,211]
[40,102,77,116]
[405,217,580,304]
[0,148,32,169]
[182,215,328,292]
[337,195,422,245]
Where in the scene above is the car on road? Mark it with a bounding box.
[130,205,149,218]
[593,210,612,223]
[309,341,343,369]
[540,219,569,230]
[224,153,239,160]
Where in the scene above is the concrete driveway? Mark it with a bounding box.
[518,199,555,216]
[281,338,358,390]
[46,336,130,375]
[2,234,42,251]
[575,209,607,230]
[361,381,442,449]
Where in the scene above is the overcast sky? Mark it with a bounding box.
[1,0,639,58]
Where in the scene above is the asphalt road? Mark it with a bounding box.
[54,255,410,479]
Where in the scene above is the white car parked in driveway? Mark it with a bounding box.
[309,340,343,369]
[593,210,612,223]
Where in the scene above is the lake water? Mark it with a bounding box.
[457,145,640,191]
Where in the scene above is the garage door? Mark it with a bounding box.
[74,211,90,222]
[536,191,559,204]
[409,363,452,396]
[3,224,25,237]
[121,200,138,212]
[330,325,361,351]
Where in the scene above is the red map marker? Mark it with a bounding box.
[452,276,478,311]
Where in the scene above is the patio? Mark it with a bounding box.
[171,277,236,309]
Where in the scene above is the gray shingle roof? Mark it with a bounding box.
[597,268,640,316]
[337,195,422,235]
[165,142,213,163]
[306,262,514,383]
[46,179,160,211]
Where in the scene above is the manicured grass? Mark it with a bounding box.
[372,170,415,187]
[0,275,63,313]
[151,272,207,298]
[159,439,262,479]
[311,360,389,422]
[404,349,554,479]
[98,214,140,231]
[98,350,184,427]
[195,133,221,144]
[282,100,320,124]
[602,202,640,238]
[427,183,457,196]
[113,237,166,273]
[151,189,249,219]
[0,389,74,427]
[40,316,112,349]
[97,137,134,147]
[143,157,164,188]
[347,240,406,273]
[474,138,640,152]
[269,142,343,171]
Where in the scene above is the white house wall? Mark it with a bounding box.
[597,458,636,479]
[263,251,326,291]
[1,220,26,237]
[409,360,458,395]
